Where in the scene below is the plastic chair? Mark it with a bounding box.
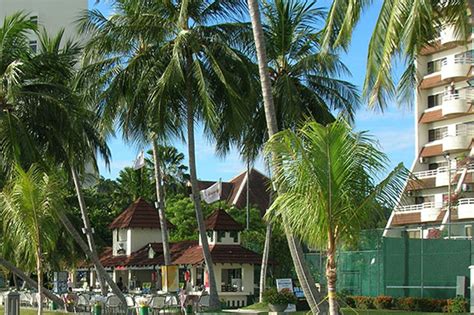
[105,295,125,315]
[197,295,210,312]
[125,295,135,315]
[149,296,166,315]
[77,294,90,312]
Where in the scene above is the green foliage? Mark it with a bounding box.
[262,288,297,305]
[352,296,374,310]
[447,296,468,313]
[343,295,452,313]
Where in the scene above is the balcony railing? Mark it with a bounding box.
[395,202,444,212]
[458,198,474,206]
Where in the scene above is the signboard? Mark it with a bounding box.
[53,271,68,294]
[276,278,296,312]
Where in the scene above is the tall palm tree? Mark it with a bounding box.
[243,0,360,311]
[81,0,255,308]
[0,16,124,301]
[0,165,62,315]
[79,0,186,267]
[265,119,408,315]
[321,0,471,109]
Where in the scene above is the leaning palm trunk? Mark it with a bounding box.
[70,166,107,295]
[259,222,272,302]
[246,0,327,313]
[56,210,127,304]
[36,245,43,315]
[152,137,171,266]
[0,257,64,307]
[184,66,220,309]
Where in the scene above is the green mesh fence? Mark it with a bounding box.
[304,229,473,299]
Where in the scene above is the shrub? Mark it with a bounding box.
[447,296,468,313]
[262,288,297,305]
[373,296,393,310]
[395,297,417,311]
[352,296,374,309]
[344,296,356,308]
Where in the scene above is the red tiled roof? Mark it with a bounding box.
[100,241,198,267]
[109,198,174,229]
[204,209,244,231]
[196,169,271,216]
[173,244,262,265]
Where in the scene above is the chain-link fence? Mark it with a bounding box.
[304,224,474,298]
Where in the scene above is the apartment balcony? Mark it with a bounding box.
[441,56,471,81]
[458,198,474,219]
[442,89,472,116]
[435,167,450,186]
[442,130,472,152]
[440,25,464,45]
[395,202,443,222]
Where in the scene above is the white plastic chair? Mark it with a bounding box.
[77,294,90,312]
[105,295,124,315]
[149,296,166,315]
[197,295,210,312]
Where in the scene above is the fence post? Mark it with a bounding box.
[5,291,20,315]
[469,266,474,313]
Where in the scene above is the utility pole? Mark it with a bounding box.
[246,160,250,230]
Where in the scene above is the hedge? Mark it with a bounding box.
[341,295,467,313]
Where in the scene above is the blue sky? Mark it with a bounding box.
[89,0,415,181]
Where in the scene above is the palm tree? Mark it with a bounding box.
[0,16,124,301]
[81,0,255,308]
[0,165,62,315]
[243,0,360,311]
[321,0,471,109]
[265,119,408,315]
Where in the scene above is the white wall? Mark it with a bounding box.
[0,0,87,45]
[128,228,164,254]
[203,231,241,245]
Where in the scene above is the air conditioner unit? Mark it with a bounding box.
[462,184,473,192]
[407,191,414,196]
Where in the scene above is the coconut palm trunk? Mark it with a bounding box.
[36,245,43,315]
[0,257,64,307]
[246,0,327,313]
[70,166,108,295]
[56,210,126,304]
[151,137,171,266]
[259,222,272,302]
[184,59,220,309]
[326,232,338,315]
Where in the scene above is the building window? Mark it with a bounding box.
[407,229,421,239]
[427,59,444,74]
[217,231,226,242]
[29,40,37,53]
[29,15,38,25]
[428,127,447,142]
[221,268,242,292]
[427,94,441,108]
[414,196,425,204]
[465,225,472,238]
[207,230,214,242]
[229,231,238,243]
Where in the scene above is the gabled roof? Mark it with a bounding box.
[109,197,174,229]
[172,244,263,265]
[196,168,271,216]
[204,209,244,231]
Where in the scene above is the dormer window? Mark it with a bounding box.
[207,230,214,241]
[148,246,155,259]
[229,231,238,243]
[217,231,226,242]
[117,248,126,255]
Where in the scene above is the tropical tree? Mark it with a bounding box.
[0,15,124,301]
[0,165,62,315]
[321,0,471,108]
[265,120,408,315]
[81,0,255,308]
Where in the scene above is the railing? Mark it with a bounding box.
[412,164,474,178]
[442,88,474,102]
[395,202,444,212]
[442,56,472,66]
[458,198,474,206]
[442,128,474,138]
[412,169,438,178]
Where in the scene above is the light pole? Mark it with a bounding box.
[445,153,452,239]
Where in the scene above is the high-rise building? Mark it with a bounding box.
[0,0,88,50]
[385,12,474,239]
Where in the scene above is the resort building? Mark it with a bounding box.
[82,198,262,307]
[0,0,87,51]
[385,10,474,238]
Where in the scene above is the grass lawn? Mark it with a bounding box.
[0,307,68,315]
[341,308,468,315]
